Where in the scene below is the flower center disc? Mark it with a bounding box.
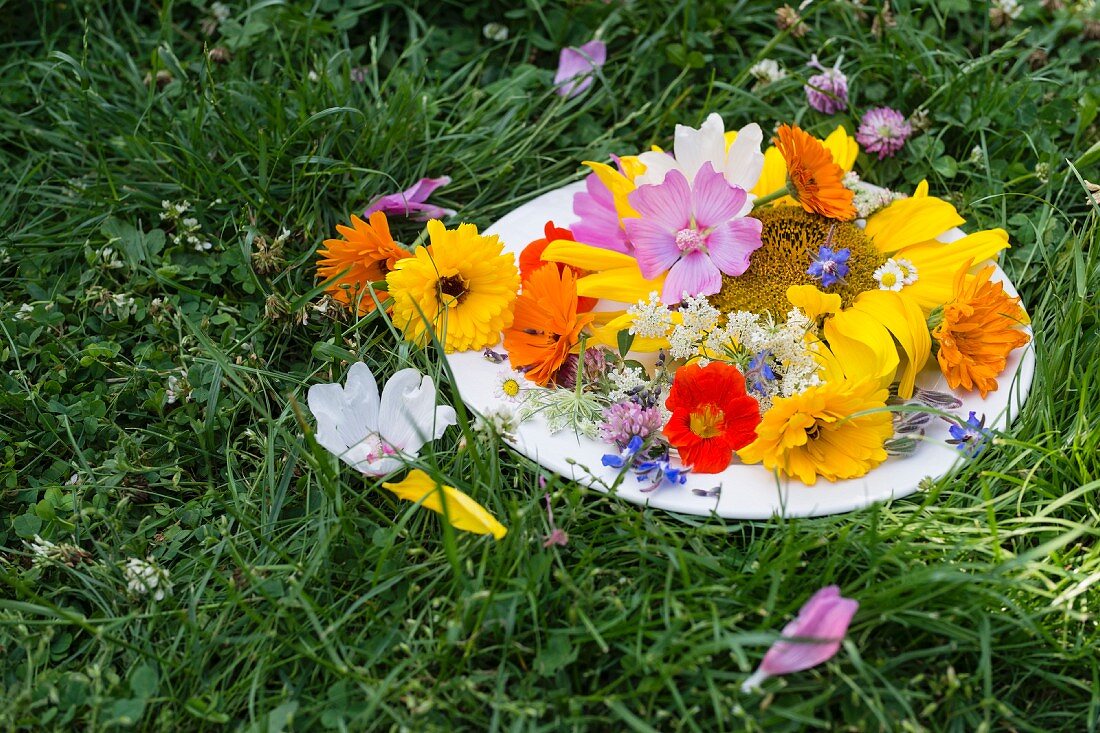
[689,404,725,438]
[437,274,469,307]
[675,228,707,253]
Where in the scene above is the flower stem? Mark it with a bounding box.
[752,186,791,208]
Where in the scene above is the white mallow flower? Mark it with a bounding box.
[307,362,456,476]
[634,113,765,193]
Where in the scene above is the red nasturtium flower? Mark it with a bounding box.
[663,361,761,473]
[519,221,597,312]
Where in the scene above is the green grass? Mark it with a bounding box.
[2,0,1100,730]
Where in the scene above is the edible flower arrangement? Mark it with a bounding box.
[314,114,1031,492]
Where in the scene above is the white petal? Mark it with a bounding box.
[673,113,726,183]
[379,369,454,454]
[343,362,380,431]
[723,122,765,192]
[633,151,681,187]
[307,362,381,465]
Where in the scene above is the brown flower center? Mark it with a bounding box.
[437,274,469,307]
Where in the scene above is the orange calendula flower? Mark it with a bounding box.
[503,263,595,386]
[932,264,1030,398]
[773,124,856,221]
[317,212,408,314]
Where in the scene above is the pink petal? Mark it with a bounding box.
[364,176,454,220]
[662,250,721,304]
[628,169,692,231]
[554,40,607,98]
[572,175,632,253]
[705,217,762,276]
[624,219,680,278]
[691,162,748,229]
[760,586,858,677]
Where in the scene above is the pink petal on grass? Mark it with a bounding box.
[742,585,859,693]
[554,40,607,98]
[705,217,762,277]
[628,168,693,231]
[691,162,749,229]
[662,250,721,304]
[364,176,457,221]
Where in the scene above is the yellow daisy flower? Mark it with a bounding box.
[386,220,519,353]
[737,378,894,485]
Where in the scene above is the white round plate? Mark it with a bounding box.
[445,182,1036,518]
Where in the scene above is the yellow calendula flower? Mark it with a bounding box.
[386,220,519,353]
[737,378,894,485]
[382,469,507,539]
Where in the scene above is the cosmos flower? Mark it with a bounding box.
[364,176,456,221]
[625,162,763,304]
[554,40,607,98]
[307,362,456,475]
[741,586,859,693]
[856,107,913,160]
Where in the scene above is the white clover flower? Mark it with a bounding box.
[211,2,230,22]
[307,362,457,475]
[749,59,787,86]
[26,535,60,567]
[124,557,172,601]
[15,303,34,320]
[475,403,520,441]
[482,22,509,41]
[874,260,906,291]
[627,291,673,339]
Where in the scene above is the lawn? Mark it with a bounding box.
[2,0,1100,730]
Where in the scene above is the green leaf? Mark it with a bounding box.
[616,329,635,358]
[12,513,42,538]
[130,663,158,699]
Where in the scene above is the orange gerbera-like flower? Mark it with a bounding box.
[932,264,1030,398]
[502,263,595,386]
[518,221,598,313]
[774,124,856,221]
[316,212,409,314]
[663,361,761,473]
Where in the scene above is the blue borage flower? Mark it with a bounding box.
[601,435,644,468]
[635,458,689,493]
[946,411,992,457]
[806,244,850,287]
[745,350,777,396]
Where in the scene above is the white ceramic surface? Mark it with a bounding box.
[444,182,1036,518]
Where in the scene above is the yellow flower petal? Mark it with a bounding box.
[582,161,639,220]
[382,470,507,539]
[618,155,647,180]
[864,195,965,254]
[851,290,931,399]
[541,240,664,304]
[894,228,1010,313]
[786,284,842,320]
[822,125,859,172]
[587,310,680,352]
[823,309,899,388]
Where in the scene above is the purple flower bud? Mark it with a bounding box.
[804,55,848,114]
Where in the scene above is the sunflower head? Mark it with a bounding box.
[316,212,409,314]
[386,220,519,353]
[737,378,893,485]
[774,124,857,221]
[709,206,886,319]
[932,264,1030,398]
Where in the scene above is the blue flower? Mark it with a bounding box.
[635,458,690,492]
[807,245,851,287]
[946,411,992,457]
[745,350,777,396]
[601,435,644,469]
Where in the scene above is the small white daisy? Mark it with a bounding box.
[873,260,906,291]
[894,258,919,285]
[493,369,528,402]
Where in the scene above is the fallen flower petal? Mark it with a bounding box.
[554,40,607,98]
[382,469,508,539]
[742,585,859,692]
[364,176,457,221]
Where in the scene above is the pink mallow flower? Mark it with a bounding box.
[364,176,456,221]
[572,167,632,254]
[804,55,848,114]
[856,107,913,160]
[741,585,859,693]
[624,162,762,305]
[554,40,607,98]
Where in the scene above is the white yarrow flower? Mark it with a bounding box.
[627,291,674,339]
[307,362,457,475]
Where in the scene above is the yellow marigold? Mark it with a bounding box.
[386,220,519,353]
[932,264,1030,398]
[316,212,409,314]
[737,378,893,485]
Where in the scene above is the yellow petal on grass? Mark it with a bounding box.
[894,228,1011,313]
[382,469,507,539]
[583,161,639,221]
[864,194,965,254]
[851,289,931,399]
